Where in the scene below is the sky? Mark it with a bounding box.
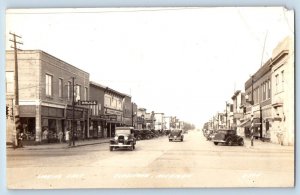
[5,7,294,128]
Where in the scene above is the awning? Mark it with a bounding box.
[238,119,251,127]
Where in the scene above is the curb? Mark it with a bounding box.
[8,141,110,150]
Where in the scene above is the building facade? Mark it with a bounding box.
[88,81,106,138]
[243,58,272,141]
[137,108,146,129]
[6,50,89,144]
[270,36,294,146]
[123,95,132,127]
[104,87,125,137]
[154,113,164,131]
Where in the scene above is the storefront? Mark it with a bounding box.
[89,115,106,138]
[41,106,65,142]
[65,105,88,140]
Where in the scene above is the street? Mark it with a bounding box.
[6,130,294,189]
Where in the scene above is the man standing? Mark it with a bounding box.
[65,129,71,147]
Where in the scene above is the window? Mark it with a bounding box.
[275,74,279,93]
[58,78,63,98]
[268,80,271,99]
[105,96,111,107]
[67,81,71,100]
[6,71,14,94]
[75,85,81,101]
[281,70,284,91]
[84,87,88,101]
[45,74,53,96]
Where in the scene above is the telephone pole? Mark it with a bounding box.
[72,76,76,146]
[9,32,23,149]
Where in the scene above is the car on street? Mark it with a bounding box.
[169,129,184,142]
[212,129,244,146]
[109,127,136,151]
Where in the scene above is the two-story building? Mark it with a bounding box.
[231,90,246,136]
[6,50,89,144]
[104,87,125,137]
[243,58,272,140]
[137,108,146,129]
[88,81,106,138]
[154,113,164,131]
[123,95,133,127]
[270,36,294,146]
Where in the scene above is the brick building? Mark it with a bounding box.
[6,50,89,144]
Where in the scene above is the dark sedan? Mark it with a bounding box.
[212,129,244,146]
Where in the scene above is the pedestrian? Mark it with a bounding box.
[17,131,24,148]
[42,127,49,143]
[58,131,63,143]
[276,127,284,146]
[65,129,71,146]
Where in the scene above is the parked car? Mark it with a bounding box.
[212,129,244,146]
[109,127,136,151]
[169,129,184,142]
[140,130,154,140]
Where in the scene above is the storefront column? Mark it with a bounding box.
[35,105,42,142]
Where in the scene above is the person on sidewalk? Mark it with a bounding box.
[65,129,72,147]
[17,131,24,148]
[58,131,63,143]
[276,127,284,146]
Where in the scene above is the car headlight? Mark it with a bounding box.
[174,136,177,138]
[125,136,128,140]
[114,136,118,140]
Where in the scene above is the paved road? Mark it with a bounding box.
[6,131,294,189]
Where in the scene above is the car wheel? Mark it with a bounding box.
[239,140,244,146]
[133,144,135,150]
[109,146,113,151]
[169,139,172,142]
[130,143,134,151]
[181,138,183,142]
[214,142,218,145]
[227,139,233,146]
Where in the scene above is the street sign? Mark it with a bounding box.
[77,100,97,105]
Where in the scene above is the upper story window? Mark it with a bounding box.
[58,78,63,98]
[6,71,14,94]
[268,79,271,99]
[67,81,71,100]
[275,74,279,93]
[45,74,53,97]
[281,70,284,91]
[84,87,88,101]
[75,85,81,101]
[105,96,111,107]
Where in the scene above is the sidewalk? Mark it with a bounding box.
[7,138,110,150]
[243,138,294,152]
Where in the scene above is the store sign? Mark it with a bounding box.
[77,100,97,105]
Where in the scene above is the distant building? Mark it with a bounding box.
[154,113,164,131]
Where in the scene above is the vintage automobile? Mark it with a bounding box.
[109,127,136,151]
[212,129,244,146]
[168,129,184,142]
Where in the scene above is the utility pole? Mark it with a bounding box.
[131,102,134,127]
[250,75,254,146]
[225,101,228,128]
[72,77,76,146]
[9,32,23,149]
